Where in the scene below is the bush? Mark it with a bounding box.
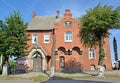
[9,60,16,74]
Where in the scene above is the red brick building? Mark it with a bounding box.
[16,9,112,72]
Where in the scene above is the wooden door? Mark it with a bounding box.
[33,57,42,72]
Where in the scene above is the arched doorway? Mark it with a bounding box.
[33,51,42,72]
[59,56,65,71]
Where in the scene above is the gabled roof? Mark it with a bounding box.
[27,16,80,31]
[27,16,58,30]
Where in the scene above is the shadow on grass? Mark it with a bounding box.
[60,70,98,76]
[43,70,98,77]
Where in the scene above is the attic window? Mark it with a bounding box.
[64,22,72,27]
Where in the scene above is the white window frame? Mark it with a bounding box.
[64,22,72,27]
[44,33,50,43]
[32,34,38,43]
[64,32,72,42]
[88,48,95,59]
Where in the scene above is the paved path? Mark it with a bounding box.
[41,79,112,83]
[0,79,112,83]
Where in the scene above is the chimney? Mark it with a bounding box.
[65,9,70,14]
[56,11,60,19]
[32,12,36,20]
[64,9,72,18]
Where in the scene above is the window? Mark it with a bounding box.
[89,48,95,59]
[44,34,50,43]
[58,47,65,54]
[32,34,38,43]
[64,32,72,42]
[73,47,80,55]
[64,22,72,27]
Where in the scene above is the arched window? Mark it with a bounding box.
[72,47,80,55]
[32,51,42,58]
[58,47,65,54]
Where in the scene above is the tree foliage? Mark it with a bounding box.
[79,4,120,65]
[0,11,28,65]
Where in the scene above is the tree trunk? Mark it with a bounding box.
[0,55,3,69]
[2,57,9,76]
[50,66,55,77]
[97,36,105,77]
[50,31,56,77]
[97,65,105,77]
[2,64,8,76]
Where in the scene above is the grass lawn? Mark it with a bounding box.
[0,72,120,82]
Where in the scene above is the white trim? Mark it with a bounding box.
[32,34,38,43]
[88,48,96,59]
[64,32,73,42]
[32,52,41,58]
[44,33,50,43]
[64,21,72,27]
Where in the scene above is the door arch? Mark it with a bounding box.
[33,51,42,72]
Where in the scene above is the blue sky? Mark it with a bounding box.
[0,0,120,62]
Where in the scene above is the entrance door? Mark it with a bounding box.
[60,56,65,71]
[33,52,42,72]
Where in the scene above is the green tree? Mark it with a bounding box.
[79,4,120,75]
[0,11,28,76]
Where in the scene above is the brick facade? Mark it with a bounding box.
[16,9,112,72]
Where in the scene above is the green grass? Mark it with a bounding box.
[0,76,23,80]
[30,75,49,82]
[0,74,120,82]
[0,75,49,82]
[55,75,95,79]
[105,75,120,78]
